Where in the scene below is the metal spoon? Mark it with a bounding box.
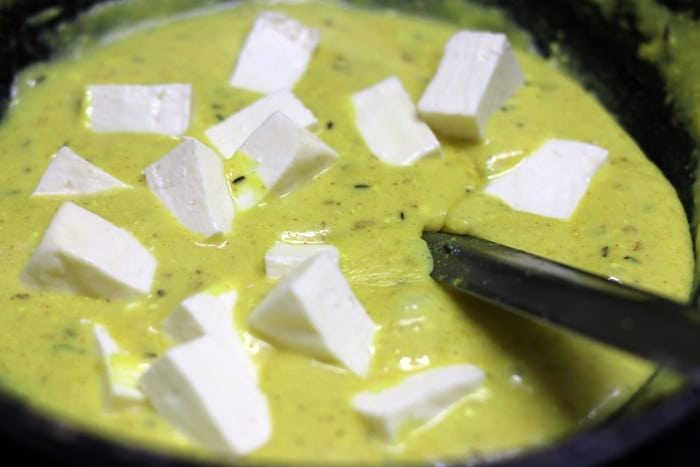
[422,231,700,384]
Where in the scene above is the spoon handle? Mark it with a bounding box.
[422,231,700,384]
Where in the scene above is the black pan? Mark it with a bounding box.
[0,1,699,465]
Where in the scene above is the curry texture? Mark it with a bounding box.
[0,0,693,464]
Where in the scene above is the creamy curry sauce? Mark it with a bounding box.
[0,0,694,464]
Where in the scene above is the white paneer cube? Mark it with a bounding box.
[418,30,524,140]
[139,335,271,457]
[205,90,318,159]
[483,139,608,219]
[87,83,191,135]
[351,76,440,166]
[248,253,375,377]
[32,146,130,196]
[217,290,239,313]
[145,137,234,237]
[162,291,257,383]
[237,111,337,197]
[93,324,146,409]
[94,324,121,356]
[21,202,157,300]
[230,11,320,94]
[264,240,340,279]
[353,364,484,441]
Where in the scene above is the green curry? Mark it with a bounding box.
[0,0,693,464]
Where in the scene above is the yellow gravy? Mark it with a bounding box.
[0,0,693,464]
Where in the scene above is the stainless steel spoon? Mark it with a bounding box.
[422,231,700,384]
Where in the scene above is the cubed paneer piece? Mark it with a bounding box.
[248,254,376,377]
[32,146,130,196]
[21,202,157,300]
[237,111,337,197]
[264,240,340,279]
[87,83,191,135]
[145,137,234,236]
[230,11,320,94]
[483,139,608,219]
[139,335,271,457]
[352,76,440,166]
[205,90,318,159]
[418,30,523,140]
[353,364,484,440]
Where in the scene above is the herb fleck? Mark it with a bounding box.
[215,113,225,121]
[353,183,370,189]
[400,211,405,220]
[601,246,609,258]
[623,256,640,263]
[156,289,167,297]
[353,220,375,230]
[326,121,334,130]
[232,175,246,184]
[11,293,30,300]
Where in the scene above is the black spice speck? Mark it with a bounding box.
[232,175,246,184]
[326,121,334,130]
[601,246,609,258]
[353,183,370,189]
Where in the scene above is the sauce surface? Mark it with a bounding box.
[0,0,694,464]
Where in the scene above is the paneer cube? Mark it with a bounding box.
[248,253,376,377]
[205,90,318,159]
[139,335,271,457]
[21,202,157,300]
[483,139,608,219]
[162,291,257,383]
[230,11,320,94]
[417,30,524,140]
[236,111,337,199]
[353,364,484,441]
[32,146,130,196]
[93,324,146,409]
[351,76,440,166]
[86,83,191,135]
[145,137,234,236]
[264,240,340,279]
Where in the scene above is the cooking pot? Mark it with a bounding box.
[1,1,699,465]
